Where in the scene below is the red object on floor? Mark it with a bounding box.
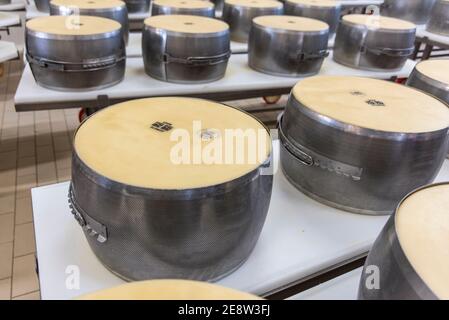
[78,109,85,123]
[395,77,408,84]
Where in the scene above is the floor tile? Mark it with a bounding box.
[0,278,11,300]
[15,196,33,225]
[0,214,14,244]
[12,290,40,300]
[17,156,36,177]
[0,194,14,215]
[12,254,39,298]
[14,223,36,257]
[0,242,13,279]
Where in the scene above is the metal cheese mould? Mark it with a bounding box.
[222,0,284,43]
[124,0,151,13]
[406,60,449,105]
[69,97,273,281]
[142,15,231,83]
[381,0,436,25]
[152,0,215,17]
[284,0,341,36]
[35,0,51,12]
[278,76,449,215]
[26,16,126,91]
[50,0,130,44]
[333,15,416,71]
[426,0,449,36]
[248,16,329,77]
[358,183,449,300]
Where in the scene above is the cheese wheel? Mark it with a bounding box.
[343,14,416,30]
[78,280,262,300]
[416,59,449,86]
[292,76,449,133]
[225,0,283,9]
[396,184,449,299]
[144,14,228,33]
[153,0,214,9]
[50,0,126,9]
[74,97,271,189]
[253,15,329,32]
[26,15,121,36]
[286,0,339,7]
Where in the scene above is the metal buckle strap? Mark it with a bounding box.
[360,46,415,57]
[278,119,363,181]
[68,183,108,243]
[26,53,124,71]
[297,49,329,62]
[162,51,231,66]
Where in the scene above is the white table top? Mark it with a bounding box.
[32,142,449,300]
[15,53,416,110]
[0,40,18,62]
[416,24,449,47]
[26,2,150,21]
[0,12,20,27]
[32,141,379,300]
[288,267,362,300]
[0,0,25,11]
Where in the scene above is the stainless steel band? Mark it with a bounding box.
[278,118,364,181]
[360,45,415,57]
[162,51,231,66]
[26,53,125,71]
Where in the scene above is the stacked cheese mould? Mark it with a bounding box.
[25,15,126,91]
[152,0,216,17]
[35,0,151,13]
[381,0,436,24]
[49,0,130,44]
[333,15,416,71]
[222,0,284,43]
[142,15,231,83]
[279,76,449,215]
[427,0,449,36]
[78,280,261,300]
[359,183,449,299]
[248,15,329,77]
[69,97,273,281]
[284,0,341,36]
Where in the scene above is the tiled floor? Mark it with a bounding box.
[0,58,286,300]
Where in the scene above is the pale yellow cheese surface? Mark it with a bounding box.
[50,0,125,9]
[416,59,449,86]
[343,14,416,30]
[153,0,214,9]
[225,0,283,9]
[286,0,339,8]
[26,15,121,35]
[144,14,228,33]
[78,280,262,300]
[74,97,271,189]
[254,15,328,31]
[292,76,449,133]
[396,184,449,299]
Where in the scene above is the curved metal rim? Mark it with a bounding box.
[284,1,341,9]
[248,62,321,78]
[223,3,284,10]
[340,19,416,34]
[50,4,127,13]
[332,55,407,72]
[389,181,449,300]
[32,73,125,92]
[152,3,215,10]
[143,24,230,38]
[251,20,329,35]
[26,28,122,40]
[410,67,449,92]
[72,97,273,200]
[288,92,449,140]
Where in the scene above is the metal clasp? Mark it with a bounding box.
[68,183,108,243]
